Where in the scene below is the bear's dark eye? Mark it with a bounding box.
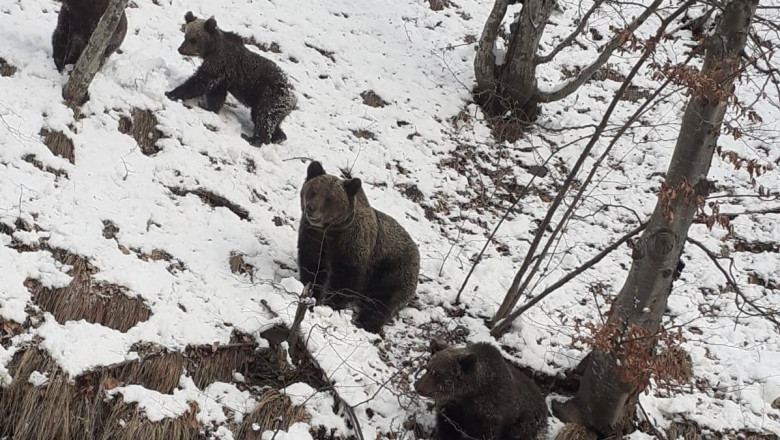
[188,37,197,44]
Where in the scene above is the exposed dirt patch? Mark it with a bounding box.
[360,90,389,108]
[243,36,282,53]
[229,251,256,281]
[39,128,75,164]
[428,0,451,11]
[22,154,68,178]
[102,219,120,239]
[134,248,186,273]
[351,128,376,140]
[167,186,250,220]
[305,42,336,62]
[118,108,164,156]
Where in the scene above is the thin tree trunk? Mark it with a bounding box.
[497,0,555,120]
[62,0,128,109]
[552,0,759,434]
[474,0,510,102]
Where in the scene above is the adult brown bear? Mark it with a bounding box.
[297,161,420,333]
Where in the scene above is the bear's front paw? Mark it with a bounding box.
[164,90,178,100]
[241,133,269,147]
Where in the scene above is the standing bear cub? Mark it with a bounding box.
[166,12,296,146]
[297,161,420,333]
[414,342,548,440]
[52,0,128,72]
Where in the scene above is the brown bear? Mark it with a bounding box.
[414,342,548,440]
[52,0,128,72]
[166,12,296,146]
[297,161,420,333]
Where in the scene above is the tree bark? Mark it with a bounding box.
[474,0,510,102]
[474,0,665,120]
[495,0,555,120]
[552,0,759,434]
[62,0,129,109]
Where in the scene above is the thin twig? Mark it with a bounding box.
[687,236,780,329]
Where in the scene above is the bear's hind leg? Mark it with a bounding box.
[245,85,295,146]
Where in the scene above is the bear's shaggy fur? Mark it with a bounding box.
[414,342,548,440]
[166,12,296,146]
[52,0,128,72]
[297,161,420,333]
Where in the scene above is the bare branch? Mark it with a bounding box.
[495,222,647,330]
[686,237,780,329]
[536,0,664,103]
[536,0,607,64]
[492,0,696,335]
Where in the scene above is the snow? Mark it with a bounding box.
[1,0,780,438]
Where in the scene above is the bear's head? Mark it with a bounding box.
[177,11,219,57]
[414,345,478,404]
[300,161,362,229]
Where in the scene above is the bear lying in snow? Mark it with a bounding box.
[166,12,296,146]
[414,342,548,440]
[297,161,420,333]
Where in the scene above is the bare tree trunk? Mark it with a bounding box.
[552,0,759,434]
[474,0,510,102]
[62,0,128,109]
[473,0,662,121]
[494,0,555,120]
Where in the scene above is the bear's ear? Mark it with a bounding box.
[306,161,326,180]
[457,352,477,374]
[343,178,362,197]
[204,17,218,33]
[430,340,447,354]
[184,11,196,23]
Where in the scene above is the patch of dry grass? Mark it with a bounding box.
[40,128,75,164]
[25,251,151,332]
[118,108,164,155]
[237,389,310,439]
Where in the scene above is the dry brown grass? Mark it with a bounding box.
[100,400,200,440]
[105,351,184,394]
[237,389,310,440]
[118,108,164,155]
[1,348,108,440]
[0,57,16,76]
[25,250,151,332]
[229,251,255,281]
[40,128,75,164]
[186,343,256,388]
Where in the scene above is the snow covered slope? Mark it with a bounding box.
[1,0,779,438]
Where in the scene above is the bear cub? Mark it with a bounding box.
[52,0,128,72]
[297,161,420,333]
[166,12,296,146]
[414,342,548,440]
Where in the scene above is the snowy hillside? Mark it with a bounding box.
[1,0,779,439]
